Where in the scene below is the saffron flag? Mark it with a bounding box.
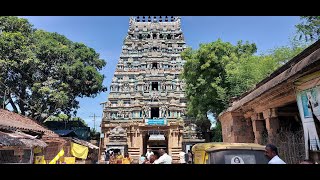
[70,142,88,159]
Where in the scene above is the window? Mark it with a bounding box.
[151,107,159,119]
[152,82,158,91]
[152,62,158,69]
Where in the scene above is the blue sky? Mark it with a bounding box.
[22,16,301,131]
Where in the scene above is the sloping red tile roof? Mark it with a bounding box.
[0,109,59,137]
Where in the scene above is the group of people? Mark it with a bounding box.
[103,150,132,164]
[139,148,173,164]
[100,144,316,164]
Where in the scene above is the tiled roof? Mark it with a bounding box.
[0,109,58,137]
[0,131,47,148]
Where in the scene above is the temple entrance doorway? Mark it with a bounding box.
[143,130,168,154]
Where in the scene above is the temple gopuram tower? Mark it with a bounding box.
[100,16,203,163]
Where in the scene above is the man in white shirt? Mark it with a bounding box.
[154,149,172,164]
[179,151,186,164]
[145,148,154,160]
[265,144,286,164]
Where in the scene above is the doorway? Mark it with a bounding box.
[151,107,159,119]
[143,132,168,154]
[152,82,158,91]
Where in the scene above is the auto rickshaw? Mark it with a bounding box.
[191,142,268,164]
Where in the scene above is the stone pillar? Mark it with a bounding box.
[167,129,172,154]
[219,111,254,143]
[139,129,143,155]
[263,108,279,143]
[251,113,265,145]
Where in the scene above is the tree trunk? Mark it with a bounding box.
[8,95,18,113]
[18,100,26,116]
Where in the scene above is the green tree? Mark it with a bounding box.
[181,39,307,140]
[0,16,107,122]
[211,121,223,142]
[295,16,320,42]
[45,114,88,127]
[90,128,100,140]
[181,39,257,119]
[226,40,307,99]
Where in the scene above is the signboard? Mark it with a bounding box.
[149,134,165,141]
[145,118,167,125]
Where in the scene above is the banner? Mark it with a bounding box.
[61,157,76,164]
[49,149,65,164]
[296,87,320,151]
[71,142,88,159]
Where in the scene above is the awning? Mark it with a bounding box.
[148,134,165,141]
[71,138,99,149]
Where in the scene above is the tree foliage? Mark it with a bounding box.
[181,39,307,137]
[295,16,320,42]
[181,39,257,120]
[45,114,88,127]
[0,16,107,122]
[211,121,223,142]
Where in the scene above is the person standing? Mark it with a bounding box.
[179,151,186,164]
[145,148,154,160]
[265,144,286,164]
[122,153,132,164]
[153,149,172,164]
[105,150,110,164]
[187,150,193,164]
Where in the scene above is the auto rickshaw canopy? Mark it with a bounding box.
[192,142,266,164]
[205,143,265,152]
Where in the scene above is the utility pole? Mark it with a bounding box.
[89,113,100,132]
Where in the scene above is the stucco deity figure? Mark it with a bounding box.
[118,100,124,106]
[144,83,149,91]
[161,105,168,118]
[161,82,166,91]
[123,76,129,81]
[142,105,150,118]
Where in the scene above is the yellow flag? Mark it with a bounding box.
[49,149,65,164]
[33,147,42,154]
[34,155,46,164]
[70,142,88,159]
[63,157,76,164]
